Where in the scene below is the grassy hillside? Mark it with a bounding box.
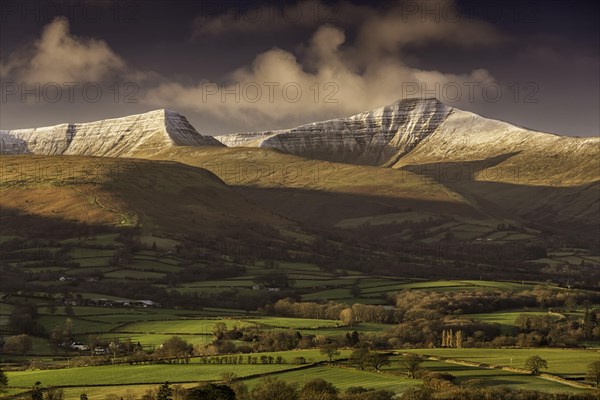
[145,146,486,227]
[0,155,294,238]
[138,146,599,248]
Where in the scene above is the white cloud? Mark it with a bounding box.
[1,17,125,83]
[146,1,502,129]
[0,2,504,132]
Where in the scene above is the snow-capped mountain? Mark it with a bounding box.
[0,109,223,157]
[215,98,599,186]
[215,98,451,166]
[1,99,597,187]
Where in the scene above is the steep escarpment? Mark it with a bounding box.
[216,98,451,166]
[0,109,223,157]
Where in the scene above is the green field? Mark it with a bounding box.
[464,310,558,332]
[403,348,600,379]
[103,269,166,280]
[6,362,295,387]
[6,347,595,396]
[106,317,390,347]
[6,349,348,388]
[243,365,419,392]
[119,319,252,335]
[2,219,598,398]
[25,364,416,400]
[94,333,213,347]
[386,357,588,393]
[60,385,190,400]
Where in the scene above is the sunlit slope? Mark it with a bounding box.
[0,109,223,157]
[0,155,291,236]
[394,108,600,186]
[216,98,450,166]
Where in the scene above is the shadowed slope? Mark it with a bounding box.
[145,146,598,234]
[145,146,488,226]
[400,155,600,238]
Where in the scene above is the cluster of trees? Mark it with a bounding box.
[441,330,464,348]
[270,299,345,320]
[392,288,586,316]
[121,335,309,366]
[0,369,7,392]
[270,298,399,324]
[153,336,194,363]
[252,272,294,289]
[348,347,391,372]
[3,334,33,355]
[272,286,596,330]
[124,378,396,400]
[402,386,597,400]
[513,308,600,347]
[8,303,44,336]
[268,288,600,349]
[198,354,290,365]
[375,312,599,350]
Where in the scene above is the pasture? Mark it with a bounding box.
[386,357,590,394]
[5,347,595,397]
[402,348,600,379]
[5,349,349,388]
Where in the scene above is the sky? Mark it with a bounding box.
[0,0,598,137]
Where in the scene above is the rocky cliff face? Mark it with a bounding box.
[0,109,223,157]
[216,98,451,166]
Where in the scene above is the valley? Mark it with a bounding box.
[1,99,598,400]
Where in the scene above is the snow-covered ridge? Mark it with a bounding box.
[216,98,452,165]
[0,109,223,157]
[215,98,600,177]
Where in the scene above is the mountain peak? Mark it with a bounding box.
[0,109,223,156]
[392,97,444,105]
[216,96,452,166]
[214,97,598,176]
